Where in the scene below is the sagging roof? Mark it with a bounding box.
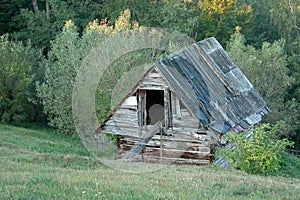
[155,37,269,134]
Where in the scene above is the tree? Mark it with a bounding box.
[227,32,296,138]
[157,0,200,39]
[286,54,300,150]
[0,35,44,122]
[240,0,300,150]
[36,10,141,135]
[268,0,300,51]
[0,0,30,35]
[196,0,252,44]
[36,20,81,134]
[100,0,151,26]
[11,0,102,52]
[240,0,299,49]
[12,8,52,52]
[238,0,280,47]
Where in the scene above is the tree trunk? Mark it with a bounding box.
[45,0,50,20]
[296,132,300,151]
[32,0,39,13]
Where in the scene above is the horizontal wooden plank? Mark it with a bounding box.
[173,118,199,123]
[118,139,211,152]
[140,76,167,81]
[143,147,213,159]
[138,85,167,90]
[173,122,199,127]
[143,156,211,165]
[102,127,140,137]
[112,110,138,115]
[104,120,139,127]
[172,127,200,132]
[118,134,212,145]
[120,105,137,109]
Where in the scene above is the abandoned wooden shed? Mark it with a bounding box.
[95,37,269,165]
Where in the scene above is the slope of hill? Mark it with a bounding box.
[0,124,299,199]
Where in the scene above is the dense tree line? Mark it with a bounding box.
[0,0,299,149]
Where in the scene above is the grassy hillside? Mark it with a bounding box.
[0,125,299,199]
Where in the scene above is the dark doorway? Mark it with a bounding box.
[146,90,164,125]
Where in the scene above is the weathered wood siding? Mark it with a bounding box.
[101,67,169,137]
[101,67,214,164]
[101,98,140,137]
[138,67,169,90]
[112,92,214,164]
[117,131,213,165]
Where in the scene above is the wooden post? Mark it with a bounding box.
[164,89,170,130]
[138,90,142,136]
[143,91,147,131]
[138,89,147,135]
[160,122,163,164]
[174,94,181,119]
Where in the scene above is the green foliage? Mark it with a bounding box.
[0,0,298,148]
[36,20,81,135]
[151,0,252,43]
[158,0,199,38]
[12,8,52,52]
[0,35,43,123]
[227,32,294,126]
[36,10,143,135]
[100,0,252,44]
[49,0,102,32]
[0,0,29,35]
[286,53,300,150]
[197,0,252,44]
[268,0,300,49]
[101,0,151,26]
[218,123,294,175]
[239,0,280,46]
[240,0,299,49]
[227,31,299,149]
[11,0,102,51]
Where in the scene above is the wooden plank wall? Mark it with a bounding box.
[102,67,214,164]
[117,131,214,165]
[101,102,140,137]
[101,67,169,137]
[115,103,214,165]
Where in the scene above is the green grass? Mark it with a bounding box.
[0,124,299,199]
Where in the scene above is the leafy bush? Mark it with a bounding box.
[218,122,294,175]
[36,10,141,135]
[0,35,44,123]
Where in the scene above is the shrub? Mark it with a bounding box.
[218,122,294,175]
[0,35,44,123]
[36,10,141,135]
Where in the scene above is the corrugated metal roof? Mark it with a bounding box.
[155,37,269,134]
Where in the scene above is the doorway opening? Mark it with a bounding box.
[146,90,164,125]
